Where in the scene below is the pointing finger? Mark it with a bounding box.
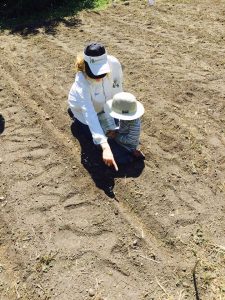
[112,159,118,171]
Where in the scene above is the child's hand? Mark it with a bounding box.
[106,130,118,139]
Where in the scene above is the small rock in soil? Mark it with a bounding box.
[88,288,95,297]
[133,239,138,246]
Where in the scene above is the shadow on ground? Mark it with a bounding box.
[0,1,96,35]
[0,114,5,135]
[7,17,83,36]
[70,121,145,199]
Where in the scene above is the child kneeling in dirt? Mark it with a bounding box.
[100,92,145,160]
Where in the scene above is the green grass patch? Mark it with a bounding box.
[94,0,111,9]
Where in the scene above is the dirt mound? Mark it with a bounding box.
[1,0,225,299]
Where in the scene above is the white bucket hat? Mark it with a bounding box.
[104,92,145,121]
[84,42,110,77]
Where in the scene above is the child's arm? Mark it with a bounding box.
[98,112,117,135]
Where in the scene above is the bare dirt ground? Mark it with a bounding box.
[1,0,225,299]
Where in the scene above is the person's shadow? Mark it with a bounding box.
[70,120,145,199]
[0,114,5,134]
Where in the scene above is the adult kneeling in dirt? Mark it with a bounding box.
[68,42,133,170]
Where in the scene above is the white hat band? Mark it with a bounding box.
[112,99,137,115]
[84,53,107,65]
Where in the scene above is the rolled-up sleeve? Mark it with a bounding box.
[68,73,107,145]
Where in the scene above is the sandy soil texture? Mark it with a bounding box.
[1,0,225,299]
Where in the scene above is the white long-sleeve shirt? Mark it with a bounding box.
[68,55,123,145]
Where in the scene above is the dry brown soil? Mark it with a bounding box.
[1,0,225,299]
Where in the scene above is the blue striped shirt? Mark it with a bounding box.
[115,118,141,152]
